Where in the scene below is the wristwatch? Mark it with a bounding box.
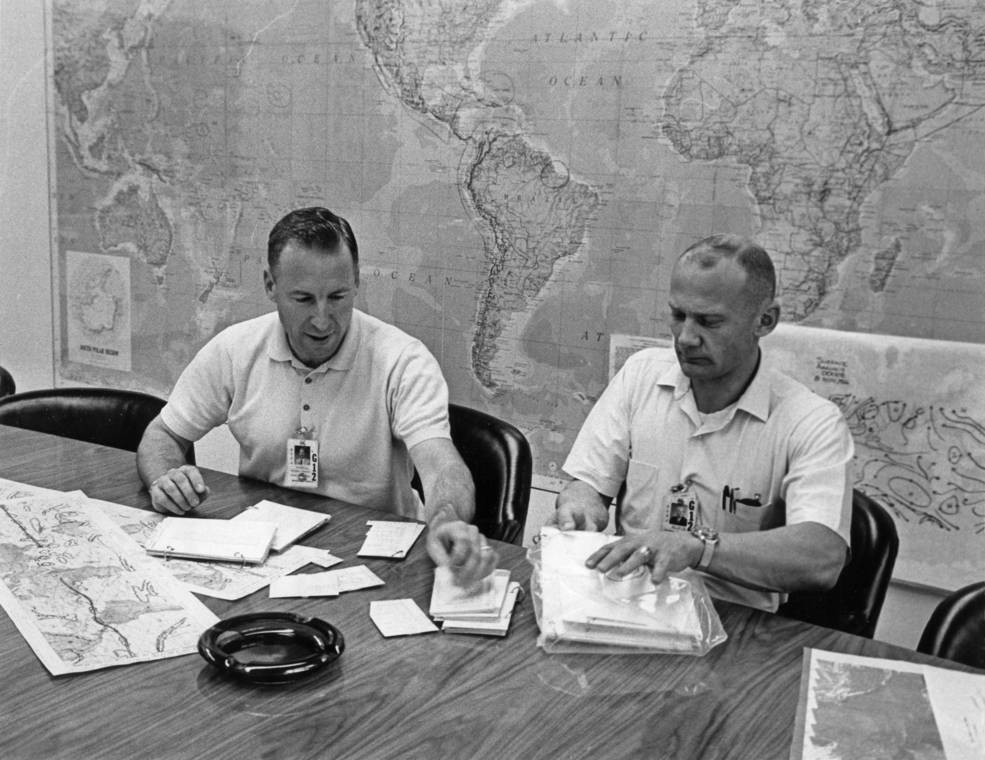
[691,526,720,571]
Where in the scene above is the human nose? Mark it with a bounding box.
[676,318,701,347]
[310,299,334,329]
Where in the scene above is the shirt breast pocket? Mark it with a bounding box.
[728,494,776,532]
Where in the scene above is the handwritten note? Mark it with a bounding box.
[357,521,425,559]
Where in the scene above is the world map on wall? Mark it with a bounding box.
[49,1,985,582]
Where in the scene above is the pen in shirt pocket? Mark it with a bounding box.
[722,486,764,512]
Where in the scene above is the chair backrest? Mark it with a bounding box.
[0,387,189,459]
[777,489,899,638]
[917,581,985,669]
[446,403,532,545]
[0,366,15,397]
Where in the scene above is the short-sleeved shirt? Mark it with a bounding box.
[161,309,450,518]
[563,348,854,612]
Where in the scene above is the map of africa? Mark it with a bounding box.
[48,1,984,585]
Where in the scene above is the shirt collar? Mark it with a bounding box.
[658,354,772,422]
[266,309,362,373]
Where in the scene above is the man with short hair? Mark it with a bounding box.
[554,234,853,612]
[138,206,496,583]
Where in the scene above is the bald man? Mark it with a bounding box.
[553,235,854,613]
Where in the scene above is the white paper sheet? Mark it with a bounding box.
[369,599,439,637]
[358,520,424,558]
[232,500,330,552]
[269,572,341,598]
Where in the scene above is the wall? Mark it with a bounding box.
[0,0,52,390]
[0,0,948,649]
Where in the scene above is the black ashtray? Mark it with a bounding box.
[198,611,344,684]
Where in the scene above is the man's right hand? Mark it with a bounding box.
[149,465,210,515]
[550,501,609,531]
[550,480,611,531]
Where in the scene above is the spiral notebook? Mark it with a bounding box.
[145,517,277,565]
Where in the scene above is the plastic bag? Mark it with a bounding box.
[528,527,727,655]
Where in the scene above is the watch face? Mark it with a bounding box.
[695,526,719,542]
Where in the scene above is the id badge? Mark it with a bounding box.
[662,482,697,532]
[286,429,319,488]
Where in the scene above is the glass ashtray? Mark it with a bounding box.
[198,611,344,684]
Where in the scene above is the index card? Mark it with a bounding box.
[288,545,343,569]
[369,599,439,637]
[324,565,385,593]
[233,500,330,552]
[357,520,425,559]
[269,572,341,598]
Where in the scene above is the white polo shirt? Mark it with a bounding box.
[161,309,450,517]
[563,348,853,612]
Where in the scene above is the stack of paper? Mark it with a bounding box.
[145,517,277,564]
[232,500,331,552]
[429,567,520,636]
[537,527,705,651]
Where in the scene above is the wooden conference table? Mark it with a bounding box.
[0,424,974,760]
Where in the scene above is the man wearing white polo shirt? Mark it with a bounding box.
[554,235,853,612]
[137,206,495,584]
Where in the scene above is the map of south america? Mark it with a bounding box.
[48,0,985,586]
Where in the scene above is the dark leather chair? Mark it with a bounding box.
[777,489,899,638]
[917,581,985,669]
[0,387,191,460]
[413,403,532,545]
[0,366,14,397]
[449,403,532,545]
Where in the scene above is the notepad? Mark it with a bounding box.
[429,567,512,620]
[232,500,331,552]
[357,520,425,559]
[441,582,521,637]
[145,517,277,565]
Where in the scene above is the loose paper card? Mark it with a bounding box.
[369,599,439,637]
[232,500,330,552]
[269,572,341,598]
[358,520,425,559]
[145,517,276,564]
[322,565,385,593]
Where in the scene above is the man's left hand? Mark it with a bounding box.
[426,518,498,587]
[585,530,702,585]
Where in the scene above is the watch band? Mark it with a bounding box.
[693,527,719,571]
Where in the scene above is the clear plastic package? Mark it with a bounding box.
[528,527,728,655]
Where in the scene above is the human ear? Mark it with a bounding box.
[263,269,276,301]
[755,302,780,336]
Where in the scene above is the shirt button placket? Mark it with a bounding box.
[300,372,315,431]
